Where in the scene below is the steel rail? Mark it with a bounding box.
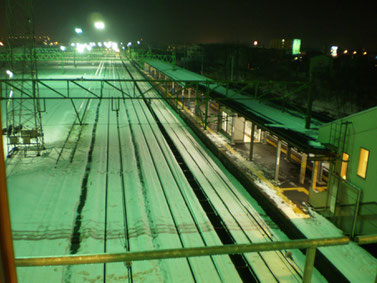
[113,61,133,282]
[125,61,206,281]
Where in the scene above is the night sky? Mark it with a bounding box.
[4,0,377,50]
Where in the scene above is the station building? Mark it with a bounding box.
[313,106,377,237]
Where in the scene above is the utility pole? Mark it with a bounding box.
[230,55,234,81]
[305,57,315,129]
[5,0,45,156]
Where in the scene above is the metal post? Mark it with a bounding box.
[204,84,209,130]
[287,146,292,161]
[0,108,18,283]
[351,188,361,239]
[70,99,82,125]
[195,83,199,117]
[217,105,222,132]
[305,84,313,129]
[187,87,192,110]
[300,153,308,185]
[303,247,317,283]
[311,161,318,191]
[317,162,324,184]
[249,122,255,161]
[263,130,267,144]
[274,140,282,181]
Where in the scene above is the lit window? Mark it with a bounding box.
[340,153,349,179]
[357,148,369,178]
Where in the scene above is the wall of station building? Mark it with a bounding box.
[318,106,377,236]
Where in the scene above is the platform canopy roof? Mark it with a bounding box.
[144,59,329,155]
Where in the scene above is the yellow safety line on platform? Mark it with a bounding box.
[281,187,309,195]
[314,186,327,192]
[175,101,308,217]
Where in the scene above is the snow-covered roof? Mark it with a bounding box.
[145,59,328,153]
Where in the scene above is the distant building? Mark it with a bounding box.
[7,35,52,46]
[269,38,301,55]
[311,106,377,237]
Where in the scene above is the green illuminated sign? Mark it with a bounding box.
[292,39,301,55]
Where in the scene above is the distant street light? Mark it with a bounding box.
[75,28,83,34]
[6,70,14,78]
[94,22,105,30]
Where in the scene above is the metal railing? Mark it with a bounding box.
[15,237,350,283]
[355,234,377,245]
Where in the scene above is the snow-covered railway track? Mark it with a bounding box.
[7,58,325,282]
[119,61,243,282]
[124,58,307,282]
[55,61,105,165]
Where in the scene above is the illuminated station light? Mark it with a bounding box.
[0,41,4,46]
[253,40,258,46]
[60,46,66,51]
[344,50,348,54]
[75,28,83,34]
[94,21,105,30]
[76,44,86,53]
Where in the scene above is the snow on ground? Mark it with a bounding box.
[3,59,375,283]
[195,113,377,282]
[140,60,377,282]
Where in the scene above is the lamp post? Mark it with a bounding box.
[73,28,83,67]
